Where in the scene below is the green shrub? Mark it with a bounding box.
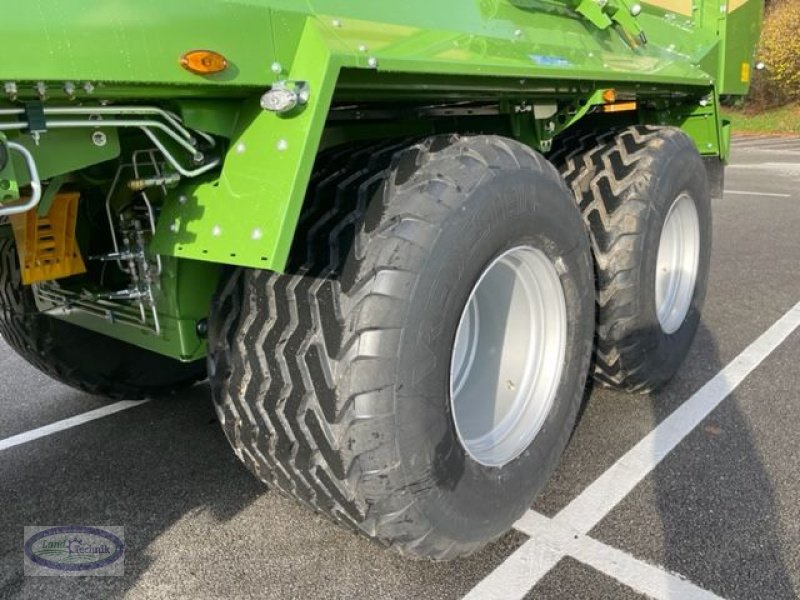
[749,0,800,108]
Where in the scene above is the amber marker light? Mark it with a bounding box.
[180,50,229,75]
[601,89,617,104]
[602,101,638,113]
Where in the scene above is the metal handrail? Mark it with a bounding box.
[0,142,42,217]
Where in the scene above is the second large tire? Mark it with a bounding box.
[208,135,595,559]
[554,125,712,392]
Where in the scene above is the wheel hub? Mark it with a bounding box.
[655,192,701,335]
[450,246,568,468]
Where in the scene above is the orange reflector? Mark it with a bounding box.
[601,101,639,113]
[602,89,617,104]
[180,50,229,75]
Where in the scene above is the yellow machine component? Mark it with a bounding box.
[9,191,86,285]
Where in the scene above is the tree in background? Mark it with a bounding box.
[748,0,800,109]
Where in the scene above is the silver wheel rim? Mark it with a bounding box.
[450,246,568,468]
[655,192,701,335]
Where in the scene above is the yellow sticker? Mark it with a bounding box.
[741,62,751,83]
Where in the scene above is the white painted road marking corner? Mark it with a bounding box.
[465,299,800,600]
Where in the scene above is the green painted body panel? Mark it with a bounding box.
[42,307,204,360]
[3,1,758,93]
[718,0,765,96]
[34,256,218,360]
[0,0,762,359]
[3,1,274,87]
[150,20,343,270]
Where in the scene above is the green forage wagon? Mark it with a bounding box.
[0,0,762,558]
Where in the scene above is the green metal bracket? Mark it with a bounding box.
[37,173,69,216]
[571,0,646,48]
[509,89,606,153]
[607,0,646,46]
[8,128,120,187]
[641,92,721,157]
[152,18,349,272]
[176,99,241,139]
[0,135,20,205]
[562,89,607,130]
[719,118,731,163]
[572,0,614,29]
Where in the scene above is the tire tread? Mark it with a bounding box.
[209,135,562,559]
[552,124,700,392]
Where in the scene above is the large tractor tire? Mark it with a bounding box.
[0,238,206,399]
[553,125,712,392]
[208,135,594,559]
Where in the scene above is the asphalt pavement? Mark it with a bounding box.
[1,136,799,599]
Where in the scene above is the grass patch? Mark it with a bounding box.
[722,104,800,136]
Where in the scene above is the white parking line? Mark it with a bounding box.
[0,400,149,452]
[728,163,800,176]
[732,138,800,149]
[725,190,791,198]
[467,512,724,600]
[733,141,800,148]
[465,299,800,599]
[735,147,800,156]
[751,140,800,149]
[465,534,562,599]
